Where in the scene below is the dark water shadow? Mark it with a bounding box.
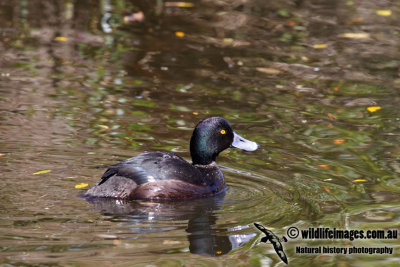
[85,193,256,256]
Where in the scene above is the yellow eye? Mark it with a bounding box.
[220,130,226,135]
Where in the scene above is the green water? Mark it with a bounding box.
[0,0,399,266]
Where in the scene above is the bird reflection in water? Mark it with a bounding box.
[85,193,256,256]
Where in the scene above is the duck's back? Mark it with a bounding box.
[84,152,225,200]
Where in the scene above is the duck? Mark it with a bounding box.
[84,117,258,200]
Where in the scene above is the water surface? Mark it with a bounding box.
[1,0,399,266]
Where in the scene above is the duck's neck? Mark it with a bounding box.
[190,133,216,165]
[190,146,215,165]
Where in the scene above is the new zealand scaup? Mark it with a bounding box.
[84,117,258,200]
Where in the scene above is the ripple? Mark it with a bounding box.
[351,208,399,223]
[81,167,301,256]
[219,166,301,227]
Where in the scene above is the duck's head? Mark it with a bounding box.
[190,117,259,165]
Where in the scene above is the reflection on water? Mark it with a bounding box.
[1,0,400,265]
[86,193,256,257]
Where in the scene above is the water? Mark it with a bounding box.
[1,0,399,266]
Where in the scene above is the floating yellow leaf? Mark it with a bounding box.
[339,33,370,39]
[223,38,234,44]
[313,44,327,49]
[333,139,345,144]
[256,67,282,75]
[193,112,199,115]
[333,84,342,92]
[33,170,52,175]
[97,124,109,130]
[75,183,88,189]
[327,113,337,120]
[165,2,194,8]
[216,250,222,255]
[376,10,391,16]
[140,202,158,205]
[353,179,367,183]
[175,31,185,37]
[367,106,381,112]
[318,164,330,170]
[323,186,331,193]
[54,36,68,42]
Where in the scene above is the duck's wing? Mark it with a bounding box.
[97,152,203,186]
[85,152,175,199]
[97,158,148,185]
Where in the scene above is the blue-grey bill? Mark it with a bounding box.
[231,132,259,151]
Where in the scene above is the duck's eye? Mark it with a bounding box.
[220,130,226,135]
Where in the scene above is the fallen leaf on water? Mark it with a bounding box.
[0,153,5,157]
[75,183,88,189]
[376,10,391,17]
[175,31,185,37]
[33,170,52,175]
[165,2,194,8]
[216,250,222,255]
[256,67,282,75]
[318,164,330,170]
[367,106,381,112]
[333,84,342,92]
[338,33,370,39]
[287,20,296,27]
[328,113,337,120]
[313,44,327,49]
[54,36,68,42]
[349,17,364,23]
[193,112,199,115]
[333,139,345,144]
[353,179,367,183]
[96,124,109,130]
[223,38,233,44]
[323,186,331,193]
[140,202,158,205]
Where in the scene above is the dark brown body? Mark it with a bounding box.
[84,117,258,200]
[84,152,226,200]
